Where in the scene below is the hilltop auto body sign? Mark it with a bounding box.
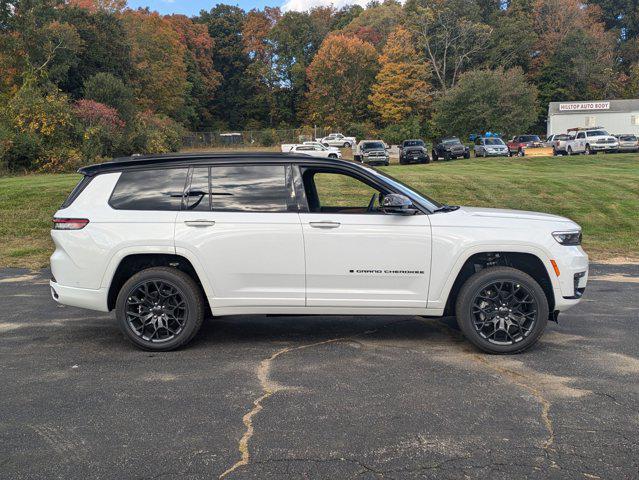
[559,102,610,111]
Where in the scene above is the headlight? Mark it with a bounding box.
[552,230,582,246]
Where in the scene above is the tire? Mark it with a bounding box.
[517,149,525,157]
[432,151,438,161]
[443,152,450,161]
[567,146,573,156]
[464,151,470,159]
[343,142,351,148]
[585,145,591,155]
[552,148,557,156]
[328,153,338,159]
[455,266,549,354]
[116,267,205,351]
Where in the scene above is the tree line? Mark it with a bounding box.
[1,0,637,171]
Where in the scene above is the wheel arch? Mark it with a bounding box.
[442,251,555,318]
[106,253,208,312]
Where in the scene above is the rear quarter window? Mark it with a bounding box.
[61,175,93,209]
[109,168,188,210]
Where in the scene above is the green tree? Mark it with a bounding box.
[197,4,250,128]
[83,72,135,121]
[432,67,538,137]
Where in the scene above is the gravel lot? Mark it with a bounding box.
[1,263,638,479]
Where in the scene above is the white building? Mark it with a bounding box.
[547,99,639,136]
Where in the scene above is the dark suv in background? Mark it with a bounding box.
[399,139,430,164]
[432,137,470,160]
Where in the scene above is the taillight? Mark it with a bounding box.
[53,218,89,230]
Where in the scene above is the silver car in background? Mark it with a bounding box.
[473,137,508,157]
[615,134,639,153]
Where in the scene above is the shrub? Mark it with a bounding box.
[73,99,125,159]
[381,117,422,145]
[258,129,276,147]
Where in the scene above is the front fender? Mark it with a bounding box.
[428,243,559,311]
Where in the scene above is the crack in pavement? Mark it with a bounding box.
[429,320,559,462]
[218,319,412,479]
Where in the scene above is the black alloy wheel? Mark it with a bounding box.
[455,267,548,354]
[116,267,204,351]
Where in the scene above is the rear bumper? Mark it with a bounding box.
[50,280,109,312]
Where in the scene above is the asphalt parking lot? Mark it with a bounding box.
[1,263,638,480]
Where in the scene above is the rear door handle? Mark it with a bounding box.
[309,221,340,229]
[184,220,215,227]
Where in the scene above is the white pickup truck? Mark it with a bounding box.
[317,133,356,148]
[281,142,339,153]
[565,128,619,155]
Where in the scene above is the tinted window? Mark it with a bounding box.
[520,135,540,142]
[185,167,210,211]
[404,140,424,147]
[110,169,187,211]
[555,134,570,140]
[587,130,608,136]
[210,165,290,212]
[620,135,637,141]
[362,142,384,149]
[442,138,460,144]
[484,138,504,145]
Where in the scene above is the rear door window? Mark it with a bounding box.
[110,168,188,210]
[210,165,293,212]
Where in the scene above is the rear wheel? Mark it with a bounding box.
[328,153,338,159]
[343,142,351,148]
[455,267,549,354]
[116,267,205,351]
[517,149,525,157]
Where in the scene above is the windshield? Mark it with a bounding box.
[555,134,570,140]
[404,140,424,147]
[484,138,504,145]
[441,138,460,144]
[587,130,608,136]
[362,142,385,149]
[362,165,443,211]
[519,135,540,142]
[620,135,637,141]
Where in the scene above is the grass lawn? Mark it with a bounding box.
[0,154,637,269]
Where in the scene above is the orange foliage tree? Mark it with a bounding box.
[121,10,188,119]
[305,34,378,126]
[369,26,432,124]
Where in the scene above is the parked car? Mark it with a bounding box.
[317,133,356,148]
[473,137,509,157]
[354,140,390,166]
[399,139,430,164]
[432,137,470,160]
[286,144,342,159]
[546,134,571,156]
[564,128,619,155]
[50,153,588,354]
[614,134,638,153]
[506,135,553,157]
[281,142,339,153]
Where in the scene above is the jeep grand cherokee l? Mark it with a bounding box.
[51,153,588,353]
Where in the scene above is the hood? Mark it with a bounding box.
[459,206,575,223]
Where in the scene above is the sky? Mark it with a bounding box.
[127,0,368,15]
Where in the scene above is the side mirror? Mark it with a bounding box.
[381,194,417,215]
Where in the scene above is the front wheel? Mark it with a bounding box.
[455,266,549,354]
[116,267,205,351]
[343,142,351,148]
[328,153,338,159]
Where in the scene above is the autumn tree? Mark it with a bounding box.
[305,34,378,126]
[165,14,221,128]
[242,7,281,126]
[432,67,538,138]
[340,0,403,49]
[121,9,188,120]
[369,26,432,124]
[406,0,492,91]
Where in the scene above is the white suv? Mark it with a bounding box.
[51,153,588,353]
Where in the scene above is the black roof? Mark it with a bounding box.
[78,152,355,176]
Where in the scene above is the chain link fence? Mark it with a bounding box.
[181,126,335,150]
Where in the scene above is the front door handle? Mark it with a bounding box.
[184,220,215,227]
[309,221,340,229]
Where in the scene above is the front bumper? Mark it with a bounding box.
[50,280,109,312]
[549,246,589,312]
[363,157,389,165]
[591,144,618,151]
[484,150,509,157]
